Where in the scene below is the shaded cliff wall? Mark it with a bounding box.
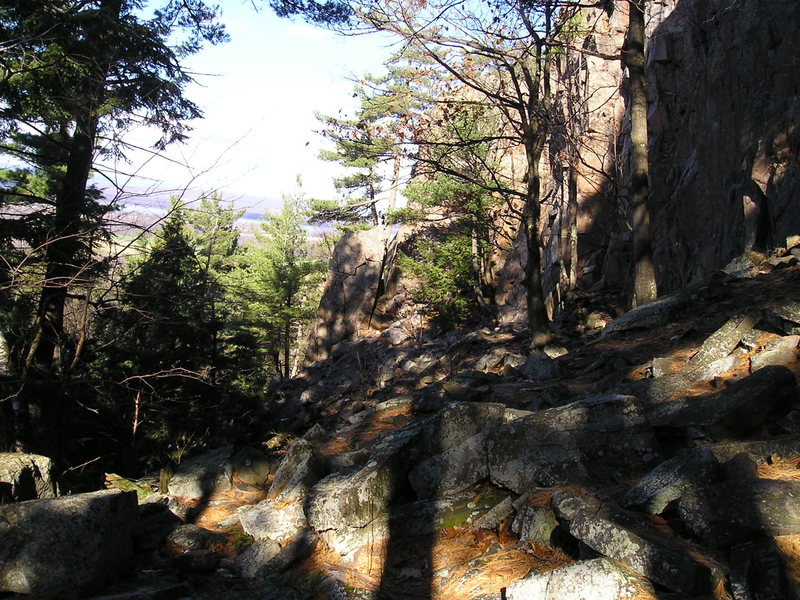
[646,0,800,291]
[500,0,800,317]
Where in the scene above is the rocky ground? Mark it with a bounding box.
[3,249,800,600]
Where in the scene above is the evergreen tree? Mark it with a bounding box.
[0,0,227,376]
[312,62,420,228]
[250,185,325,378]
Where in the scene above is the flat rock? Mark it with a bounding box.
[505,558,645,600]
[706,436,800,463]
[623,354,737,404]
[552,491,719,596]
[602,289,694,337]
[678,479,800,547]
[0,489,137,598]
[685,313,760,371]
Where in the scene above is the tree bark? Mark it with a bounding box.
[524,133,551,347]
[624,0,658,308]
[25,120,95,372]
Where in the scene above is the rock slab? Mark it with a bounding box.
[0,489,137,598]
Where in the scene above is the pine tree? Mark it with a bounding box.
[250,185,325,378]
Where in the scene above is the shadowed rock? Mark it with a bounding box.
[0,453,55,501]
[0,489,137,598]
[623,448,721,514]
[678,479,800,547]
[646,366,798,434]
[552,491,721,596]
[167,446,233,501]
[488,395,660,490]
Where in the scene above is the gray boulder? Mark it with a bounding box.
[505,558,646,600]
[408,402,505,499]
[166,523,226,552]
[409,432,489,499]
[488,395,660,491]
[646,365,797,435]
[623,448,721,514]
[266,439,324,504]
[306,425,420,554]
[678,479,800,547]
[238,499,306,541]
[0,452,55,501]
[231,447,275,486]
[511,497,559,546]
[235,530,318,579]
[0,489,137,598]
[552,491,719,596]
[167,446,233,500]
[235,539,281,578]
[517,352,557,380]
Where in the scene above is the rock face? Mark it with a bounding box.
[0,453,56,501]
[493,0,800,307]
[0,489,137,598]
[646,0,800,291]
[305,227,401,362]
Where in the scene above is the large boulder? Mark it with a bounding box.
[677,479,800,547]
[166,446,233,501]
[409,402,506,499]
[646,365,797,435]
[623,448,721,514]
[487,395,660,491]
[0,489,137,598]
[0,452,55,501]
[505,558,646,600]
[305,424,421,554]
[238,499,306,542]
[266,439,324,504]
[552,491,720,596]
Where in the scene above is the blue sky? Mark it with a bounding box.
[102,2,397,215]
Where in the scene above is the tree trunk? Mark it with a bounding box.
[25,121,95,372]
[624,0,658,308]
[524,136,551,348]
[568,160,579,289]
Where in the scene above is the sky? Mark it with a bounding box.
[101,1,398,215]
